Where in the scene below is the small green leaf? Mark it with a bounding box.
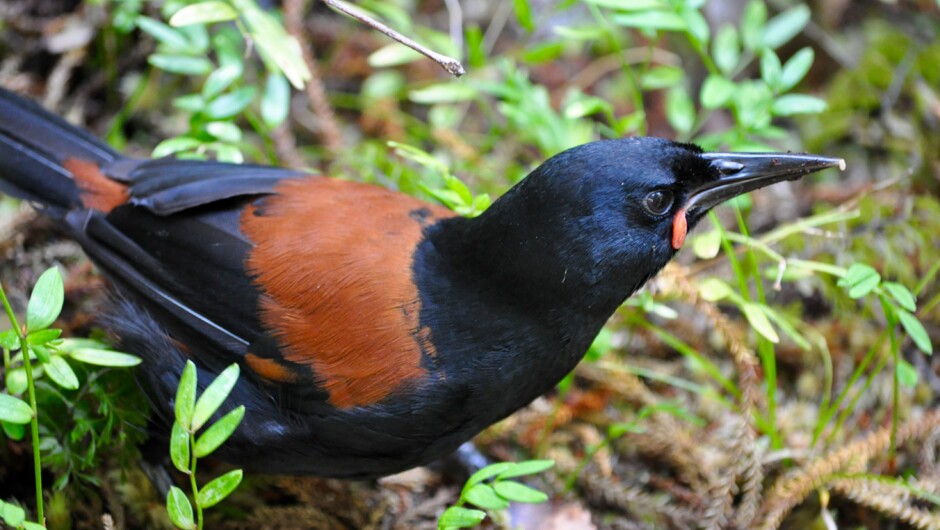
[762,5,810,50]
[194,405,245,457]
[641,65,684,90]
[493,480,549,503]
[23,522,47,530]
[32,344,51,363]
[692,229,722,259]
[896,359,918,388]
[742,302,779,343]
[6,369,26,395]
[261,73,291,128]
[196,469,243,508]
[780,47,814,91]
[438,506,486,529]
[154,136,202,158]
[513,0,534,32]
[137,16,190,50]
[409,83,477,105]
[464,462,514,489]
[170,421,191,473]
[166,486,195,530]
[368,43,422,68]
[713,25,739,75]
[883,282,917,312]
[0,329,18,350]
[70,348,142,367]
[27,267,63,332]
[169,1,239,27]
[204,86,256,119]
[2,420,26,440]
[740,0,767,51]
[45,356,79,390]
[681,9,709,46]
[202,64,243,100]
[0,500,26,526]
[464,483,510,510]
[898,310,933,355]
[700,75,735,109]
[176,361,198,429]
[498,460,555,480]
[770,94,827,116]
[760,49,782,92]
[699,278,732,302]
[148,54,214,76]
[840,263,881,299]
[173,94,207,113]
[0,393,33,424]
[612,10,687,31]
[27,328,61,345]
[205,121,242,143]
[665,87,694,134]
[582,0,667,10]
[192,363,240,431]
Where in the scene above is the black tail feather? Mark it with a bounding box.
[0,88,120,214]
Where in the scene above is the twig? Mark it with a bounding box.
[322,0,465,77]
[285,0,344,156]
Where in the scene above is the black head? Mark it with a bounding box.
[444,137,843,315]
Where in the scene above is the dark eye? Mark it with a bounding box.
[643,190,674,216]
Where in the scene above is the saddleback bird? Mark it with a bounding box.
[0,87,843,478]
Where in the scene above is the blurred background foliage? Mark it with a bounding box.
[0,0,939,528]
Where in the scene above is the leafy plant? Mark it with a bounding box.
[438,459,554,530]
[166,361,245,530]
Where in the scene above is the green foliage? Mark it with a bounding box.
[167,361,245,530]
[439,460,554,530]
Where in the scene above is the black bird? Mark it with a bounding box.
[0,87,843,478]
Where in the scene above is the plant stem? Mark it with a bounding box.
[190,432,203,530]
[0,283,44,526]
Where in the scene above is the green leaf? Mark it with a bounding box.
[196,469,243,508]
[898,310,933,355]
[493,480,548,503]
[23,522,47,530]
[6,369,26,395]
[513,0,534,32]
[409,83,477,105]
[438,506,486,529]
[27,328,61,345]
[896,359,918,388]
[239,2,310,88]
[681,9,709,46]
[137,16,190,50]
[45,356,79,390]
[70,348,142,367]
[202,63,243,100]
[740,0,767,52]
[205,121,242,143]
[770,93,826,116]
[148,54,213,76]
[692,229,722,259]
[699,278,732,302]
[2,420,25,440]
[780,47,814,91]
[166,486,195,530]
[713,25,739,75]
[665,87,694,134]
[883,282,917,312]
[169,1,239,26]
[194,405,245,457]
[368,43,423,68]
[465,462,514,489]
[742,302,780,343]
[261,73,291,128]
[192,363,240,431]
[641,65,684,90]
[204,86,256,119]
[0,329,17,350]
[154,136,202,157]
[27,267,63,332]
[176,361,198,429]
[464,483,509,510]
[32,344,51,363]
[762,305,811,350]
[612,10,687,32]
[762,5,810,50]
[0,393,32,424]
[0,500,26,527]
[583,0,666,10]
[840,263,881,299]
[170,421,191,473]
[700,75,735,109]
[760,49,782,92]
[497,459,555,479]
[564,96,614,119]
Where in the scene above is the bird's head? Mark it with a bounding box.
[458,137,843,311]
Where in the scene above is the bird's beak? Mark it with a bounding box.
[670,152,845,250]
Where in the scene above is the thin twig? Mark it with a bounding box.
[322,0,465,77]
[284,0,343,155]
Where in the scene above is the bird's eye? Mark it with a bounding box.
[643,190,674,216]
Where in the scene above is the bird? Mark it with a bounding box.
[0,87,843,479]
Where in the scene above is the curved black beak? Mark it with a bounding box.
[684,152,845,217]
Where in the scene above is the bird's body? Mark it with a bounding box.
[0,88,841,478]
